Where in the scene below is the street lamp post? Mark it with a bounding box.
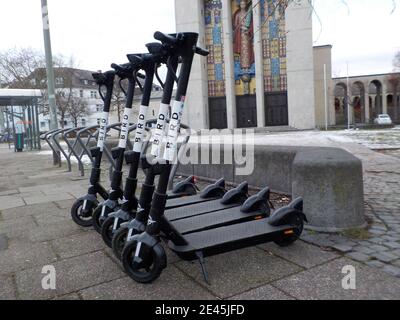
[41,0,59,164]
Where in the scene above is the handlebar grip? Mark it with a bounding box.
[127,54,143,66]
[196,47,209,57]
[154,31,178,45]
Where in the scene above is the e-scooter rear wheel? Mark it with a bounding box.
[274,215,304,247]
[122,239,166,283]
[71,199,95,227]
[112,226,129,260]
[101,216,122,248]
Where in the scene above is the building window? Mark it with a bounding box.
[40,122,46,128]
[96,104,102,112]
[55,77,64,85]
[80,79,89,85]
[80,90,84,98]
[97,119,101,125]
[81,119,86,126]
[30,79,37,86]
[90,91,98,99]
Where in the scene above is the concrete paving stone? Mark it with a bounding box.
[382,265,400,278]
[0,241,57,275]
[384,242,400,250]
[27,221,85,243]
[273,258,400,300]
[0,196,25,210]
[229,285,295,300]
[80,266,215,300]
[366,260,386,269]
[391,249,400,258]
[0,189,19,196]
[0,233,8,251]
[54,199,75,210]
[382,235,400,242]
[369,229,386,236]
[16,251,124,300]
[175,247,301,299]
[372,252,398,263]
[52,293,81,300]
[369,244,389,252]
[259,241,339,269]
[18,183,58,193]
[0,202,60,220]
[368,237,385,245]
[0,274,17,300]
[345,252,371,263]
[332,244,353,253]
[51,231,106,259]
[23,193,74,206]
[0,215,37,237]
[352,246,376,255]
[33,211,71,226]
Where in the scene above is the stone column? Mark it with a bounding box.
[364,88,370,124]
[382,83,388,114]
[253,3,265,128]
[286,0,316,129]
[175,0,209,129]
[221,0,237,129]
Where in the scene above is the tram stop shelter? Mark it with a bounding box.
[0,89,42,152]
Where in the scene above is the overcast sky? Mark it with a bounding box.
[0,0,399,77]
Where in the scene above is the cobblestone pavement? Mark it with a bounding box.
[298,129,400,278]
[1,144,400,299]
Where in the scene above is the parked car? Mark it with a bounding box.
[374,114,393,125]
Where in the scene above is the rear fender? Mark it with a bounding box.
[269,208,308,227]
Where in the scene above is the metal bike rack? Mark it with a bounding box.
[51,128,74,171]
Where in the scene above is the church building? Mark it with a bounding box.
[176,0,321,130]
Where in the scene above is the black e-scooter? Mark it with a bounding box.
[70,70,115,227]
[100,46,164,246]
[121,32,307,284]
[91,61,142,233]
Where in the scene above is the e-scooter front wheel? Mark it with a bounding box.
[92,205,114,234]
[71,199,96,227]
[101,216,123,248]
[122,239,166,283]
[112,226,129,260]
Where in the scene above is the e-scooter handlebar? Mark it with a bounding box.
[111,61,146,80]
[92,70,115,87]
[153,31,209,57]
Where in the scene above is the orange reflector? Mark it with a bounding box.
[284,230,294,235]
[254,216,263,220]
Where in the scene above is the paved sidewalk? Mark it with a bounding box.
[1,144,400,300]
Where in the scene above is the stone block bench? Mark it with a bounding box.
[177,144,365,233]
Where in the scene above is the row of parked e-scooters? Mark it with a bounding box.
[69,31,307,284]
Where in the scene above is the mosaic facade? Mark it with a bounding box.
[261,0,288,92]
[232,0,256,96]
[204,0,226,97]
[204,0,288,97]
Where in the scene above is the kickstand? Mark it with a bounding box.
[195,251,210,285]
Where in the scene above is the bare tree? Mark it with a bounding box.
[111,79,127,123]
[68,96,88,127]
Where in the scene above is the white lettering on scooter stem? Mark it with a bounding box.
[133,105,149,153]
[97,111,109,151]
[118,108,132,149]
[164,99,184,161]
[151,103,169,157]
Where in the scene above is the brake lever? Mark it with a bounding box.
[167,56,179,84]
[155,65,165,89]
[134,70,144,92]
[119,79,127,97]
[99,85,106,101]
